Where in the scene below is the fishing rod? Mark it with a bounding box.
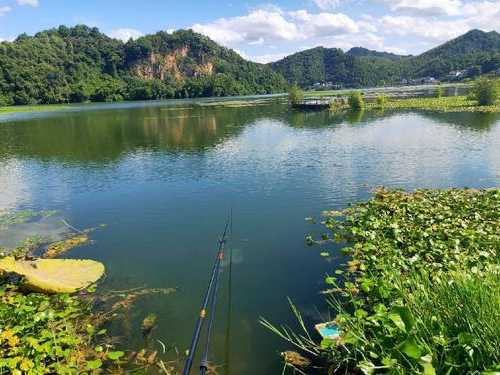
[182,214,230,375]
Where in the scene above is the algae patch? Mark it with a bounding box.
[0,256,105,294]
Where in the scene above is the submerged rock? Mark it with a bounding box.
[0,256,104,294]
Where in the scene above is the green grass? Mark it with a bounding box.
[0,104,70,115]
[264,188,500,374]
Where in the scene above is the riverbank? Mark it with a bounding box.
[0,211,176,374]
[267,188,500,374]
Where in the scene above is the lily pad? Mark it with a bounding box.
[0,256,105,294]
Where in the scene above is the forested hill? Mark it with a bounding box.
[346,47,407,61]
[270,29,500,87]
[0,26,287,105]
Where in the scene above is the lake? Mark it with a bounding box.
[0,99,499,374]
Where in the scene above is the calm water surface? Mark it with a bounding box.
[0,99,499,374]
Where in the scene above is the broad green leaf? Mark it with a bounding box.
[392,306,415,332]
[86,359,102,370]
[389,312,406,332]
[399,337,423,359]
[107,351,125,360]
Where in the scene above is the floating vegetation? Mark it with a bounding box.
[0,256,105,293]
[44,234,89,258]
[366,95,500,113]
[0,209,57,229]
[91,287,176,329]
[265,188,500,374]
[195,98,274,108]
[141,313,158,337]
[282,350,311,367]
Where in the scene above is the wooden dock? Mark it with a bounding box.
[292,98,331,110]
[292,97,347,111]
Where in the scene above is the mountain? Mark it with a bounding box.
[0,26,287,105]
[271,29,500,88]
[346,47,408,61]
[270,46,404,87]
[401,29,500,78]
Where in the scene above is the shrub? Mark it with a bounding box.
[470,78,499,106]
[288,84,304,105]
[329,98,345,112]
[348,92,364,111]
[375,94,388,107]
[435,86,444,98]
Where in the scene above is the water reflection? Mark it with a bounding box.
[1,104,498,164]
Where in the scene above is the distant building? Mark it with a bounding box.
[310,81,342,90]
[447,70,465,81]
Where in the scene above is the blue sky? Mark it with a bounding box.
[0,0,498,62]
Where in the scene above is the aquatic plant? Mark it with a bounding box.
[0,281,111,373]
[375,94,388,107]
[0,257,105,294]
[265,188,500,374]
[44,234,89,258]
[367,95,500,113]
[348,92,365,111]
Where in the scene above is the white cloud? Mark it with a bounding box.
[0,6,11,16]
[251,52,290,63]
[108,28,144,42]
[313,0,341,10]
[192,8,361,47]
[380,0,462,16]
[191,0,499,60]
[192,9,299,45]
[16,0,39,7]
[289,10,360,36]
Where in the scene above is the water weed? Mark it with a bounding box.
[265,188,500,374]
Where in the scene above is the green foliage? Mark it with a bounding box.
[0,282,101,373]
[348,91,365,111]
[0,26,287,106]
[288,84,304,104]
[375,94,388,106]
[322,189,500,373]
[268,188,500,374]
[435,86,445,98]
[367,95,500,113]
[470,78,499,105]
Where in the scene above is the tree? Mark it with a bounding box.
[288,84,304,104]
[470,78,499,106]
[348,91,365,111]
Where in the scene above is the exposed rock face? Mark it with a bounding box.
[194,62,214,77]
[132,46,214,81]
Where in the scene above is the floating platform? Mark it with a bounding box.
[292,102,330,110]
